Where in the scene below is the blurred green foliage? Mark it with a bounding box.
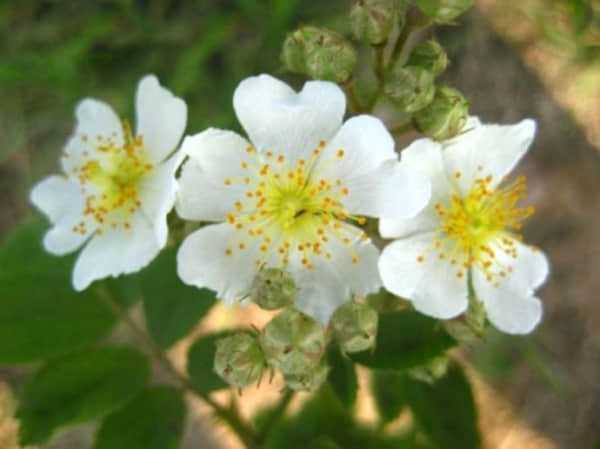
[525,0,600,61]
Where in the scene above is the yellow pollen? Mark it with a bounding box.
[435,175,534,283]
[222,148,367,270]
[75,120,153,232]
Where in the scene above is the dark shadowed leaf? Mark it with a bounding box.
[326,345,357,408]
[350,310,456,371]
[406,362,481,449]
[187,330,238,393]
[17,346,149,445]
[371,370,409,423]
[94,386,185,449]
[0,221,116,364]
[141,247,216,349]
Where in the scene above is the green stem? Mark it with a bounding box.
[97,288,262,449]
[256,390,295,442]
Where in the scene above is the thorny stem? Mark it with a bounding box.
[96,288,262,449]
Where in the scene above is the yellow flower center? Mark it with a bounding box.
[423,171,534,283]
[71,121,153,235]
[223,143,366,269]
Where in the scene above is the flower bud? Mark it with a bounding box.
[415,0,474,24]
[281,32,309,74]
[283,361,330,392]
[384,65,435,113]
[331,301,378,354]
[350,0,397,45]
[260,308,326,376]
[408,40,448,77]
[408,355,449,384]
[282,26,357,83]
[250,268,296,311]
[414,85,469,141]
[214,333,265,388]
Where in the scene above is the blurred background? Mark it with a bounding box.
[1,0,599,448]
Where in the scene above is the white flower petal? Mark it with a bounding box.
[175,129,251,221]
[30,175,94,255]
[233,74,345,162]
[443,118,537,195]
[380,138,451,239]
[72,213,161,291]
[343,160,431,220]
[472,238,548,334]
[136,74,187,163]
[318,115,396,175]
[315,116,430,220]
[138,152,183,247]
[379,232,468,319]
[62,99,123,176]
[176,223,260,304]
[292,265,348,325]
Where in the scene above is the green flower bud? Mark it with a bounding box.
[350,0,397,45]
[250,268,296,311]
[331,301,378,354]
[384,65,435,113]
[214,333,265,388]
[416,0,474,24]
[282,26,357,83]
[260,308,326,376]
[281,32,309,74]
[284,361,330,392]
[408,40,448,77]
[414,85,469,141]
[408,355,450,384]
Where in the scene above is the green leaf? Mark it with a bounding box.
[141,248,216,349]
[350,310,456,371]
[326,345,357,408]
[94,386,186,449]
[17,346,149,445]
[371,371,408,424]
[406,362,481,449]
[187,331,235,393]
[0,221,116,364]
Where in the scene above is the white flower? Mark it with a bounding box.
[30,75,187,291]
[379,117,550,334]
[176,74,430,323]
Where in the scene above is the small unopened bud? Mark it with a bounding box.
[281,33,309,74]
[350,0,397,45]
[416,0,474,24]
[284,361,330,392]
[408,355,450,384]
[332,301,378,354]
[408,40,448,77]
[260,308,326,376]
[282,26,357,83]
[384,65,435,113]
[214,333,265,388]
[414,85,469,141]
[250,268,296,311]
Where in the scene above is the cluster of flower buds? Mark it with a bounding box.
[415,0,474,24]
[408,355,450,383]
[281,26,357,83]
[214,278,381,392]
